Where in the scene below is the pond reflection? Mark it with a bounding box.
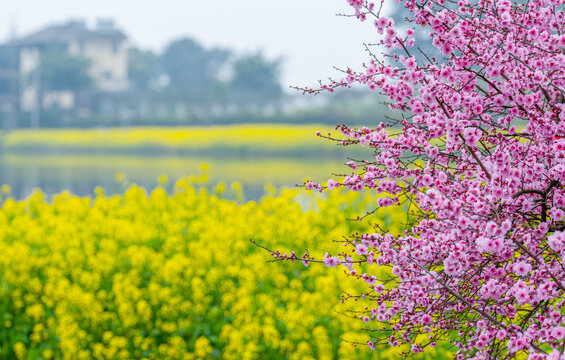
[0,153,346,201]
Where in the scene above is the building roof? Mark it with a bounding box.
[12,20,126,47]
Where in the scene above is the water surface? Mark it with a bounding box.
[0,153,347,201]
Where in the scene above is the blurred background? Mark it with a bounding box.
[0,0,393,200]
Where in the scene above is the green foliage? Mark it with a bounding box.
[229,52,282,108]
[128,48,161,91]
[160,38,230,102]
[39,52,92,91]
[147,38,282,110]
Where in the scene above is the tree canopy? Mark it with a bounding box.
[160,37,230,102]
[229,52,282,109]
[39,52,92,91]
[128,38,283,109]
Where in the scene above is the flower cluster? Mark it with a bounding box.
[288,0,565,358]
[0,180,409,359]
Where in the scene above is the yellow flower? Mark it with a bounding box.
[194,336,213,359]
[13,342,26,360]
[115,172,125,182]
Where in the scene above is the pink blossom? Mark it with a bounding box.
[513,281,531,305]
[551,326,565,340]
[356,243,368,255]
[548,351,565,360]
[323,253,341,267]
[475,236,490,253]
[302,252,310,267]
[513,261,531,276]
[548,231,565,251]
[549,208,565,221]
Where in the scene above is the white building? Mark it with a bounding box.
[14,19,128,111]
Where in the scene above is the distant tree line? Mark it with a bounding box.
[0,34,395,128]
[128,37,283,111]
[4,36,285,128]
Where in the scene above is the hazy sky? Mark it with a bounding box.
[0,0,382,90]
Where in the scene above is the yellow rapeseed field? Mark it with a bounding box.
[1,125,341,155]
[0,176,431,360]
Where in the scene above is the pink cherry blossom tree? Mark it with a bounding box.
[256,0,565,358]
